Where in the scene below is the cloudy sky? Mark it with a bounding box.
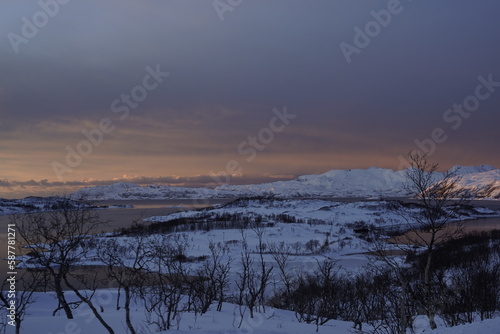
[1,0,500,198]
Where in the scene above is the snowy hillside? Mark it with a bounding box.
[217,167,409,198]
[71,182,219,200]
[145,198,404,229]
[450,164,496,175]
[0,196,89,216]
[71,166,500,200]
[10,197,499,333]
[9,292,500,334]
[458,169,500,195]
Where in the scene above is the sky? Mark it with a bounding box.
[1,0,500,198]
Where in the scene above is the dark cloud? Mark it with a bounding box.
[1,0,500,197]
[0,179,13,187]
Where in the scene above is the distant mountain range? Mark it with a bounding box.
[71,165,500,200]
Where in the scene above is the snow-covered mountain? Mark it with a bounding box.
[457,168,500,195]
[217,167,409,198]
[450,164,496,175]
[70,165,500,200]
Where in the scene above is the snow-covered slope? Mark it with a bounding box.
[217,167,409,197]
[450,164,496,175]
[71,182,218,200]
[457,169,500,195]
[70,166,500,200]
[9,290,500,334]
[0,196,88,216]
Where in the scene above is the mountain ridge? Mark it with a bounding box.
[71,165,500,200]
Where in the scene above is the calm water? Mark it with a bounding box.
[89,198,231,232]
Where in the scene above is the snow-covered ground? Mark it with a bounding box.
[18,199,411,275]
[5,290,500,334]
[70,165,500,200]
[14,197,500,279]
[2,290,353,334]
[3,197,500,333]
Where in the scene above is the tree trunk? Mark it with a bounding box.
[124,286,136,334]
[399,282,409,334]
[428,313,437,330]
[53,277,73,319]
[15,318,21,334]
[116,284,121,310]
[424,246,437,329]
[217,287,223,312]
[64,277,115,334]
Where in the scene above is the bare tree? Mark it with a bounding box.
[437,232,500,326]
[13,199,108,320]
[189,241,231,314]
[234,227,273,325]
[235,234,250,327]
[252,224,273,314]
[394,152,490,329]
[364,256,418,334]
[269,241,293,304]
[290,259,344,332]
[211,243,232,312]
[62,266,115,334]
[0,270,44,334]
[343,271,377,332]
[98,234,151,334]
[142,234,187,331]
